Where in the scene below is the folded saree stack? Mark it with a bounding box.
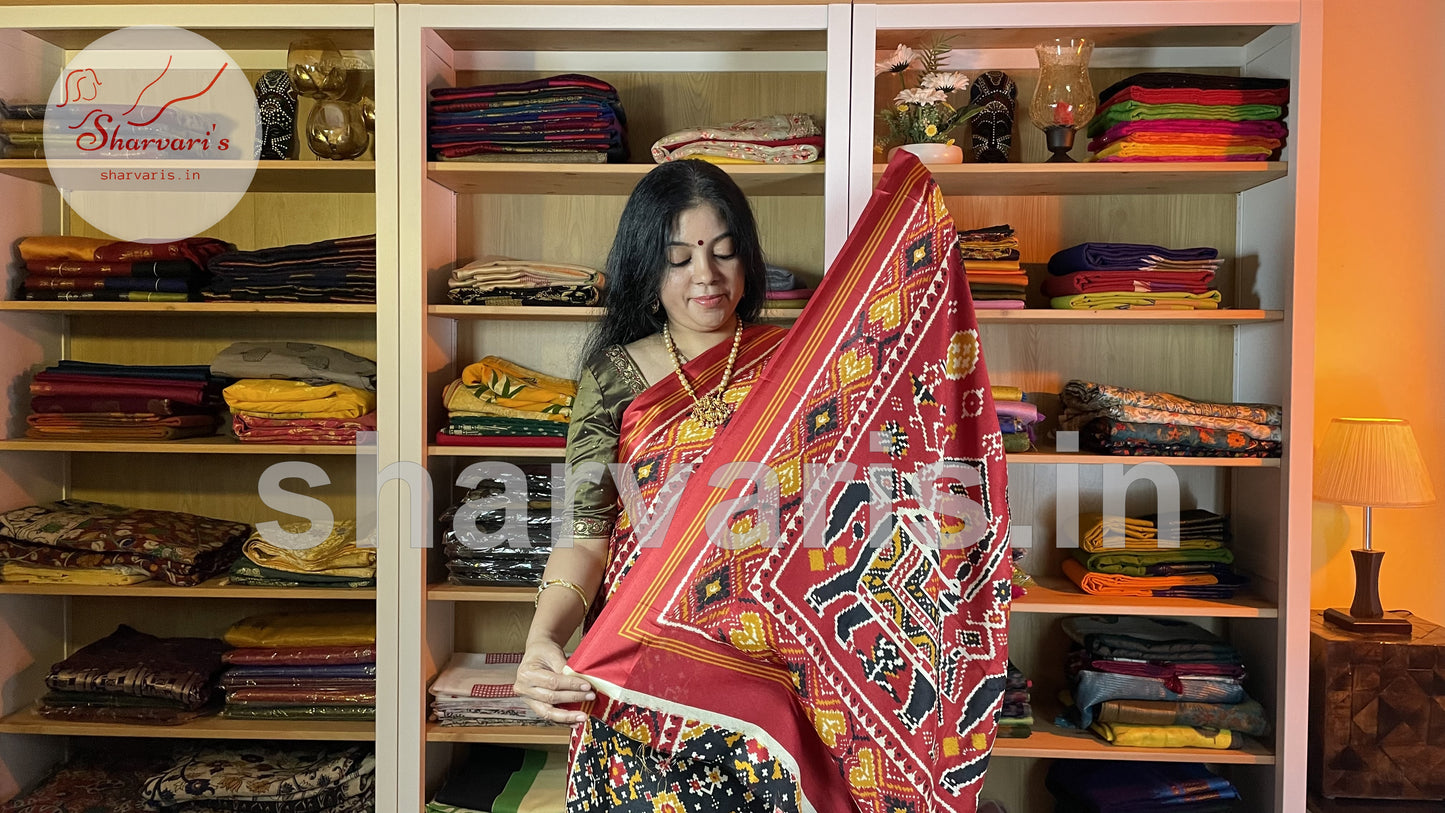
[438,467,555,586]
[992,385,1039,453]
[14,235,230,302]
[140,744,377,813]
[429,652,550,727]
[651,113,823,164]
[0,101,45,158]
[764,263,813,309]
[0,740,181,813]
[446,256,605,306]
[996,662,1034,738]
[1061,615,1270,750]
[213,341,378,444]
[428,74,627,163]
[38,624,229,725]
[957,224,1026,309]
[0,499,248,586]
[1086,71,1290,163]
[27,360,225,441]
[203,234,376,302]
[438,356,576,448]
[219,612,377,722]
[1063,510,1247,598]
[1046,760,1242,813]
[1046,241,1223,310]
[426,744,567,813]
[227,520,377,588]
[1060,380,1281,457]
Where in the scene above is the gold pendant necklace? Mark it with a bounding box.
[662,320,743,428]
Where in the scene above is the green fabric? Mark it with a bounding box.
[565,347,646,538]
[1074,547,1234,573]
[1088,101,1284,136]
[493,748,548,813]
[426,804,485,813]
[1002,432,1032,453]
[228,558,376,588]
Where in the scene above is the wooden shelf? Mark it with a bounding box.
[427,305,1280,325]
[992,716,1274,764]
[1014,576,1277,618]
[427,444,1281,467]
[427,161,824,196]
[880,25,1274,51]
[429,305,803,322]
[434,28,826,53]
[0,575,375,600]
[425,722,572,745]
[0,302,376,316]
[428,583,535,602]
[0,704,374,741]
[0,437,364,455]
[872,162,1289,196]
[0,160,376,194]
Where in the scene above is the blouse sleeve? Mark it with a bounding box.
[565,362,621,538]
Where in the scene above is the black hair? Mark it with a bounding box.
[580,160,767,366]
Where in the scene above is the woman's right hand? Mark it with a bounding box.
[514,637,596,725]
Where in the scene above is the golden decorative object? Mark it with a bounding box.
[306,100,369,160]
[287,38,351,100]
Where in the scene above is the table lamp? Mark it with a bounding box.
[1315,417,1436,634]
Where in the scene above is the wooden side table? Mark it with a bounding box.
[1309,610,1445,800]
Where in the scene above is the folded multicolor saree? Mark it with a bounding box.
[565,153,1011,812]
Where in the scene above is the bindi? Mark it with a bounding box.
[697,240,704,245]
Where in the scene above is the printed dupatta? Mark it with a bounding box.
[568,152,1011,813]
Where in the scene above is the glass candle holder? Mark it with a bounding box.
[306,99,370,160]
[1029,38,1096,163]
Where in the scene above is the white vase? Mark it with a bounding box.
[889,143,964,165]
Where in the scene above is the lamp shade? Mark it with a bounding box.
[1315,418,1436,507]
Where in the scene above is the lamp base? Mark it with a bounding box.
[1323,607,1413,635]
[1044,126,1077,163]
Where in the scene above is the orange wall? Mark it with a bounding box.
[1314,0,1445,623]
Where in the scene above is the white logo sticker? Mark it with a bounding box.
[44,26,261,243]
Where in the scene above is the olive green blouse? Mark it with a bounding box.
[565,345,649,539]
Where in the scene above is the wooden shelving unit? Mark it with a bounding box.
[0,576,376,600]
[427,304,1283,325]
[428,161,825,197]
[0,302,377,316]
[424,722,571,745]
[0,705,374,742]
[0,438,369,455]
[0,159,377,194]
[869,162,1289,197]
[0,4,397,808]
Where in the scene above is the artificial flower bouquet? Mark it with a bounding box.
[875,39,981,150]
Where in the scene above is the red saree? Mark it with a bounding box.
[569,153,1011,813]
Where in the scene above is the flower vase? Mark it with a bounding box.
[888,143,963,165]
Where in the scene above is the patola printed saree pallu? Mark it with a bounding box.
[566,152,1012,813]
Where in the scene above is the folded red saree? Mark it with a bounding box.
[567,153,1011,812]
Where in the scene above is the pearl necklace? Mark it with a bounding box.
[662,320,743,428]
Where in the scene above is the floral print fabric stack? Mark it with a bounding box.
[438,357,576,448]
[0,500,248,586]
[1060,380,1281,458]
[141,745,376,812]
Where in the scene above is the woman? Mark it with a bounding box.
[515,155,1012,813]
[515,158,796,808]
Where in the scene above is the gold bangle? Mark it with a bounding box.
[535,578,590,615]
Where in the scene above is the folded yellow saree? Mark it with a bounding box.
[225,611,376,647]
[1093,142,1274,160]
[992,386,1023,402]
[444,356,577,423]
[1090,720,1240,749]
[0,560,150,585]
[1051,291,1222,310]
[223,379,376,419]
[243,519,376,578]
[1078,512,1224,553]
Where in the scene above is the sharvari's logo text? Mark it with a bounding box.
[44,26,260,242]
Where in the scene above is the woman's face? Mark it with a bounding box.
[658,203,745,336]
